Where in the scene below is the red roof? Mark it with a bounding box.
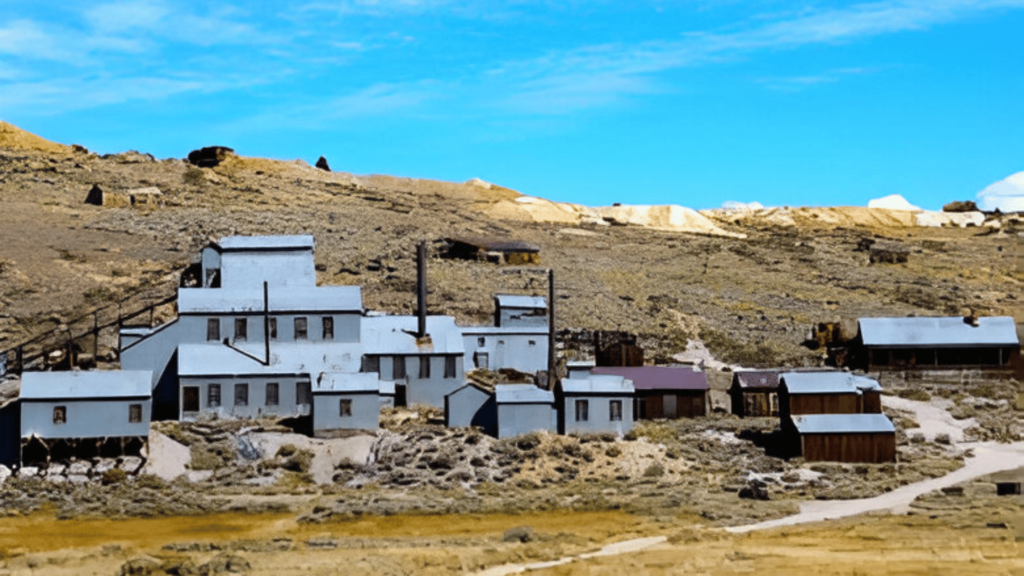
[591,366,708,391]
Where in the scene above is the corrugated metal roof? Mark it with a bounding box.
[495,384,554,404]
[315,372,379,394]
[859,316,1019,348]
[560,374,635,395]
[361,315,464,355]
[20,370,152,400]
[780,372,881,395]
[733,370,782,389]
[178,342,362,376]
[495,294,547,309]
[218,235,314,251]
[592,366,708,390]
[449,237,540,253]
[792,414,895,434]
[178,286,363,313]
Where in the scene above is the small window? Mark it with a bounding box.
[129,404,143,423]
[609,400,623,422]
[444,355,457,379]
[322,316,334,340]
[361,355,380,374]
[294,317,308,340]
[53,405,67,425]
[234,383,248,407]
[266,382,279,406]
[477,337,486,347]
[269,318,278,340]
[296,381,311,406]
[208,384,221,408]
[528,340,537,347]
[206,319,220,341]
[419,356,431,379]
[575,399,589,422]
[234,318,247,341]
[339,399,352,417]
[393,356,407,379]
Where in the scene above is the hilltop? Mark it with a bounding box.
[0,123,1020,368]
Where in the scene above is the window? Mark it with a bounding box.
[53,405,67,424]
[575,399,589,422]
[609,400,623,422]
[206,319,220,341]
[419,356,431,379]
[129,404,143,423]
[339,399,352,417]
[477,337,486,347]
[234,318,247,341]
[208,384,221,408]
[235,383,249,407]
[269,318,278,340]
[528,340,537,347]
[296,381,311,406]
[294,317,308,340]
[266,383,279,406]
[444,355,457,379]
[322,316,334,340]
[361,355,380,374]
[393,356,407,379]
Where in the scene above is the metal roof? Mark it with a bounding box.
[495,294,547,309]
[859,316,1019,348]
[361,315,465,355]
[448,237,540,253]
[791,414,895,434]
[178,286,363,314]
[592,366,708,391]
[560,374,635,395]
[733,370,782,389]
[218,235,314,251]
[178,342,362,377]
[315,372,380,394]
[495,384,554,404]
[459,326,548,335]
[20,370,152,400]
[780,372,881,395]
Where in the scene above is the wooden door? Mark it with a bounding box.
[183,386,199,413]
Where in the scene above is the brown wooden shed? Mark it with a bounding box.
[729,370,781,417]
[854,316,1020,372]
[786,414,896,463]
[593,366,708,419]
[779,372,883,419]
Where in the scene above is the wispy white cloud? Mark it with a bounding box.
[758,66,880,92]
[489,0,1024,113]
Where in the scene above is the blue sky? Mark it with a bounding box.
[1,0,1022,210]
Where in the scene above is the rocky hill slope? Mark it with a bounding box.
[0,122,1020,366]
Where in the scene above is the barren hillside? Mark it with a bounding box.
[0,123,1020,366]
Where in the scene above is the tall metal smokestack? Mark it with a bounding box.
[416,241,428,338]
[547,268,555,386]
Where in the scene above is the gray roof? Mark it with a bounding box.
[791,414,895,434]
[859,316,1019,348]
[178,342,362,377]
[315,372,380,394]
[495,384,554,404]
[459,326,548,335]
[178,286,363,313]
[560,374,635,395]
[495,294,547,309]
[733,370,782,389]
[218,235,314,251]
[361,315,464,355]
[20,370,152,400]
[592,366,708,391]
[780,372,881,395]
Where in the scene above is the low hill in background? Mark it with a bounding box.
[0,123,1020,367]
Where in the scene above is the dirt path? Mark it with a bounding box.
[471,536,669,576]
[727,440,1024,534]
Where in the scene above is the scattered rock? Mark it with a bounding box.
[119,456,144,474]
[738,479,770,501]
[120,556,161,576]
[503,526,534,543]
[199,552,251,574]
[187,146,235,168]
[16,466,38,478]
[105,150,156,164]
[315,156,331,171]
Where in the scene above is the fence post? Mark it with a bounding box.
[93,311,99,359]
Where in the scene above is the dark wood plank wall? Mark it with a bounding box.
[790,393,860,416]
[801,433,896,463]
